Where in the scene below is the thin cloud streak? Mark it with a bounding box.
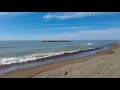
[37,28,120,40]
[44,26,91,30]
[43,12,120,20]
[1,28,120,40]
[0,28,120,40]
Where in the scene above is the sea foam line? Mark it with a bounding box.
[0,48,95,65]
[0,50,79,65]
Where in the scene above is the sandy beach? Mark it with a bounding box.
[1,42,120,78]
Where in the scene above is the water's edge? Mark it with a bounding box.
[0,42,114,76]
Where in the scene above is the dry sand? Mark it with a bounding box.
[1,42,120,78]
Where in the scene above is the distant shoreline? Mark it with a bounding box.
[42,40,71,42]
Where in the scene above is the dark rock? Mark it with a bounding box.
[42,40,71,42]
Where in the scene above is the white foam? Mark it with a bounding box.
[0,51,78,65]
[0,48,95,65]
[86,43,93,45]
[82,43,93,46]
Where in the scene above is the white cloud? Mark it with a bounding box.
[43,12,120,20]
[37,28,120,40]
[46,26,91,30]
[63,26,91,29]
[1,28,120,40]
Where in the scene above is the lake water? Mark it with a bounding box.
[0,40,114,65]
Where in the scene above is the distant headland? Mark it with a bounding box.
[42,40,71,42]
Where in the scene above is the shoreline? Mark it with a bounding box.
[0,42,119,78]
[0,43,112,76]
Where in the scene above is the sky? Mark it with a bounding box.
[0,12,120,40]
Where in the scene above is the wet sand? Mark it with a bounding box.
[1,42,120,78]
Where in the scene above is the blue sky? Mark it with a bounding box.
[0,12,120,40]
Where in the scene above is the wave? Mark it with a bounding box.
[82,43,93,46]
[75,43,93,46]
[0,48,95,65]
[86,43,93,45]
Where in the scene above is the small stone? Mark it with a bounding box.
[64,72,68,75]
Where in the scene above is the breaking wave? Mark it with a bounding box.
[75,43,93,46]
[83,43,93,46]
[0,48,94,65]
